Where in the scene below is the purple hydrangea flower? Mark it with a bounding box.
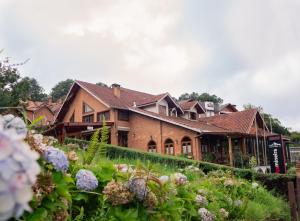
[76,169,98,191]
[44,146,69,172]
[0,128,40,220]
[128,178,148,201]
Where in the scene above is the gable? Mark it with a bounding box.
[61,87,109,122]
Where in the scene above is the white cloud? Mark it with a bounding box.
[1,0,300,130]
[215,52,300,130]
[0,0,208,95]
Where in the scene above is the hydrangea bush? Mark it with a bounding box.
[0,116,40,221]
[0,115,292,221]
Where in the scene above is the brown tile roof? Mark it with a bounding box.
[76,80,168,109]
[26,100,62,114]
[58,80,268,136]
[217,103,238,113]
[199,109,258,134]
[129,107,229,133]
[178,100,198,110]
[26,101,44,111]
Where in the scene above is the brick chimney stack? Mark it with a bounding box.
[48,96,52,105]
[112,83,121,98]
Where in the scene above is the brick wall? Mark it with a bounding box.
[27,107,55,125]
[63,88,110,122]
[128,112,201,160]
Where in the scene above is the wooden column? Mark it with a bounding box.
[242,137,246,154]
[288,182,298,220]
[195,136,202,161]
[296,162,300,219]
[61,127,66,144]
[228,136,233,167]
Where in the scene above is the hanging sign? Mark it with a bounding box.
[268,135,286,174]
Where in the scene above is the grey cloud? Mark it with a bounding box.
[0,0,299,130]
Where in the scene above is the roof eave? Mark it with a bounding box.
[129,108,202,133]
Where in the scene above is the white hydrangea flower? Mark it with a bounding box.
[0,115,27,140]
[252,182,259,189]
[0,128,40,220]
[234,199,243,207]
[159,175,169,185]
[219,208,229,218]
[114,164,129,173]
[195,194,208,206]
[198,208,216,221]
[171,173,188,186]
[224,179,234,187]
[186,165,200,172]
[197,189,208,196]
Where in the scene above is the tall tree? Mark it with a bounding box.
[11,77,47,105]
[291,131,300,145]
[50,79,74,102]
[0,54,42,107]
[96,82,108,87]
[243,103,291,136]
[178,92,223,104]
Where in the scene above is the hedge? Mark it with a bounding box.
[64,137,296,197]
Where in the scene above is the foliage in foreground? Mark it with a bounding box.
[0,116,291,221]
[65,137,297,197]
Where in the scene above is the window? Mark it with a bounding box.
[190,112,197,120]
[148,140,157,153]
[159,105,167,115]
[69,112,75,122]
[201,144,208,153]
[169,108,177,117]
[82,102,94,114]
[118,110,129,121]
[164,139,174,155]
[82,114,94,123]
[182,136,192,155]
[97,111,110,121]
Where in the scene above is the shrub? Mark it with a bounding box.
[64,137,296,197]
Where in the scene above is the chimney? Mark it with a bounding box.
[48,96,52,105]
[112,83,121,98]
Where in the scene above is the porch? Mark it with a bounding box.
[199,134,269,168]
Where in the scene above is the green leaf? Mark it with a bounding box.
[73,193,89,202]
[27,207,48,221]
[29,115,45,129]
[52,171,63,184]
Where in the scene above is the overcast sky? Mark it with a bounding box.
[1,0,300,130]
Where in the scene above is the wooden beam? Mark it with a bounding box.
[228,136,233,167]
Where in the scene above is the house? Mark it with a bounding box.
[51,80,275,167]
[25,99,62,125]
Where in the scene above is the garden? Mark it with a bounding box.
[0,114,292,221]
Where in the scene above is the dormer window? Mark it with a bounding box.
[159,105,167,115]
[83,102,94,114]
[190,112,197,120]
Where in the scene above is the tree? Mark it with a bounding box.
[243,103,290,136]
[0,53,45,107]
[291,131,300,145]
[50,79,74,102]
[0,55,21,107]
[178,92,223,104]
[11,77,47,105]
[96,82,108,87]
